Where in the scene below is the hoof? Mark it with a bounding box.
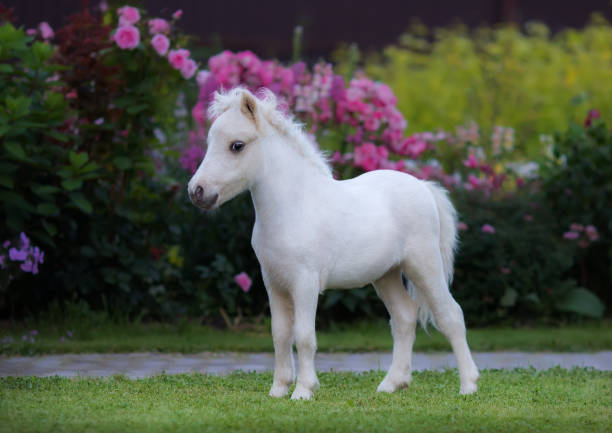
[291,386,314,400]
[269,384,290,398]
[377,374,412,393]
[460,381,478,395]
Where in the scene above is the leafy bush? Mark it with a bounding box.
[540,115,612,312]
[338,17,612,159]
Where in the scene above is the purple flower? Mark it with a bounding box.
[66,330,73,338]
[20,232,29,249]
[20,260,33,273]
[563,231,579,240]
[1,336,13,344]
[481,224,496,234]
[30,330,38,336]
[9,248,27,261]
[59,336,66,342]
[2,240,10,248]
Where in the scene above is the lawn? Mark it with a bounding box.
[1,369,610,432]
[2,320,612,355]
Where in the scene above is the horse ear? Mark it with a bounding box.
[240,92,258,126]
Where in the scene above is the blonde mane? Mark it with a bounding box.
[208,87,332,177]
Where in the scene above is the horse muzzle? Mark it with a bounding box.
[189,185,219,210]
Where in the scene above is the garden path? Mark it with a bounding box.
[1,351,611,378]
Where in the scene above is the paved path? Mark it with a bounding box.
[1,352,611,378]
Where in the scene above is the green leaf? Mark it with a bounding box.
[0,174,13,189]
[0,64,13,73]
[69,151,88,168]
[42,220,58,236]
[46,129,70,142]
[31,184,61,195]
[36,202,60,216]
[0,162,18,173]
[61,178,83,191]
[0,190,35,212]
[126,104,149,114]
[113,156,132,170]
[69,192,93,214]
[555,288,605,318]
[0,125,10,136]
[3,141,25,159]
[499,288,518,307]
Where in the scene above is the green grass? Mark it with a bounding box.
[2,320,612,355]
[1,369,610,432]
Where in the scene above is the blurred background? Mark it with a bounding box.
[0,0,611,337]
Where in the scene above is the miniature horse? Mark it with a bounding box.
[188,88,479,400]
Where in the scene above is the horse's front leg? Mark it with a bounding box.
[290,275,320,400]
[266,280,295,398]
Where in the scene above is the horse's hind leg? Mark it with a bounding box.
[373,267,418,393]
[403,244,479,395]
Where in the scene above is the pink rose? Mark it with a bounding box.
[113,25,140,50]
[148,18,170,34]
[181,59,197,79]
[114,25,140,50]
[38,22,54,40]
[234,272,252,293]
[151,34,169,56]
[172,9,183,19]
[168,48,190,70]
[118,6,140,26]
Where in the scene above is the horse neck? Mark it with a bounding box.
[250,134,330,223]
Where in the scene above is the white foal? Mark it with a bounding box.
[188,88,479,400]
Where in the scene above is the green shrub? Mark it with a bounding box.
[337,16,612,159]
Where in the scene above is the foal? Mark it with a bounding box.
[188,88,479,400]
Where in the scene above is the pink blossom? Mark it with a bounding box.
[113,25,140,50]
[192,101,206,125]
[234,272,252,292]
[151,34,169,56]
[585,225,599,241]
[66,89,78,99]
[38,22,54,40]
[181,59,197,79]
[563,231,579,240]
[523,214,533,222]
[457,221,468,231]
[500,267,511,275]
[584,109,600,127]
[117,6,140,26]
[172,9,183,19]
[168,49,190,70]
[179,142,205,174]
[26,28,37,36]
[148,18,170,35]
[569,223,584,232]
[463,154,479,168]
[196,70,211,87]
[481,224,496,234]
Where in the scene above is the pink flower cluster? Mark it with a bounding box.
[563,223,599,248]
[113,5,197,79]
[183,50,517,196]
[1,233,44,274]
[234,272,252,292]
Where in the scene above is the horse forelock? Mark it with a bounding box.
[209,87,332,177]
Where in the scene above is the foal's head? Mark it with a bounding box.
[188,88,266,210]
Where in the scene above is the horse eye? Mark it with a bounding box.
[230,141,245,153]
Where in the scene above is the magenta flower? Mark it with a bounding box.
[168,49,190,70]
[181,59,197,79]
[148,18,169,35]
[463,154,479,169]
[196,70,211,87]
[38,22,54,40]
[117,6,140,26]
[114,25,140,50]
[481,224,496,234]
[584,109,600,127]
[192,101,206,125]
[457,222,468,231]
[563,231,579,240]
[172,9,183,19]
[151,34,170,56]
[234,272,252,292]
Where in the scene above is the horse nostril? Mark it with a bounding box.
[195,185,204,201]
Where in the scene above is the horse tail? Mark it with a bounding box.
[406,181,458,330]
